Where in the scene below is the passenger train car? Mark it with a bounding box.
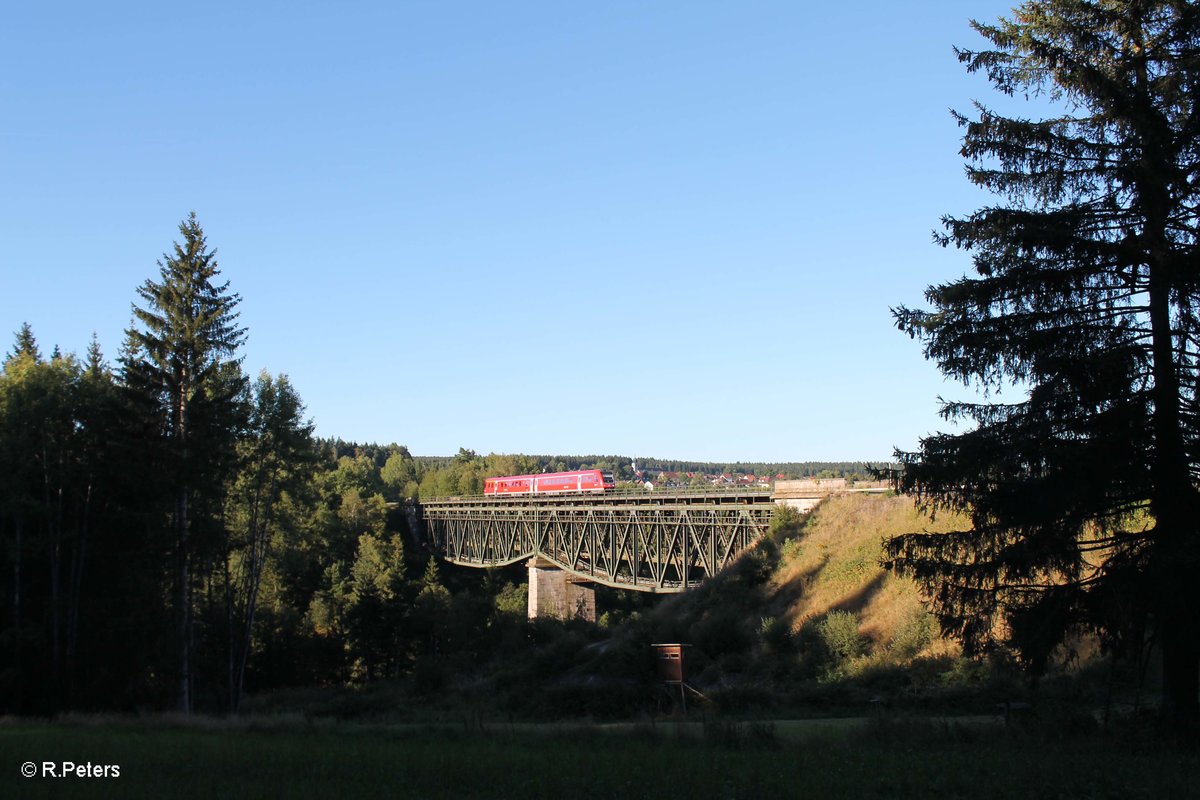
[484,469,616,495]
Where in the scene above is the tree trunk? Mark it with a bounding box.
[223,523,235,714]
[178,490,191,715]
[177,361,193,715]
[233,468,275,713]
[1160,600,1200,721]
[42,439,63,692]
[1147,250,1200,720]
[12,515,22,707]
[65,478,92,706]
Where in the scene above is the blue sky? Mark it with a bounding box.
[2,1,1021,462]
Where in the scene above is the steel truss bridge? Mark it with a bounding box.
[418,490,779,592]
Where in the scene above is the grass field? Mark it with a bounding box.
[1,716,1196,799]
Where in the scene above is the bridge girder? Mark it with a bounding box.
[420,493,777,592]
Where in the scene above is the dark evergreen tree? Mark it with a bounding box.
[84,333,104,377]
[887,1,1200,718]
[8,322,41,364]
[125,212,247,713]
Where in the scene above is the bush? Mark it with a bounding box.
[767,505,806,541]
[816,610,867,663]
[693,610,754,658]
[890,608,935,660]
[779,537,804,563]
[758,616,793,654]
[494,582,527,617]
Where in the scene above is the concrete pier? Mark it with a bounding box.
[526,557,596,621]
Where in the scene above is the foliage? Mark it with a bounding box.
[814,610,868,666]
[0,221,454,713]
[493,581,527,617]
[889,607,936,661]
[766,504,805,541]
[224,371,317,710]
[887,0,1200,716]
[757,615,794,653]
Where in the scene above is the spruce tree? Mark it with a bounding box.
[126,212,247,712]
[8,322,40,364]
[888,1,1200,717]
[84,333,105,378]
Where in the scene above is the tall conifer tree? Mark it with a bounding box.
[126,212,246,713]
[8,322,41,364]
[888,1,1200,717]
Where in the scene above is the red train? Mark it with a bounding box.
[484,469,616,495]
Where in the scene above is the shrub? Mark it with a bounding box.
[779,537,804,564]
[494,582,527,617]
[693,610,754,658]
[767,505,806,541]
[758,616,794,654]
[816,610,867,663]
[890,607,935,660]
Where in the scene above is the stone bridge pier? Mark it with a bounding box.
[526,557,596,622]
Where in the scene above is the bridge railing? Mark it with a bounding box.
[421,484,774,504]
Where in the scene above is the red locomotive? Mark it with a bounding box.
[484,469,616,495]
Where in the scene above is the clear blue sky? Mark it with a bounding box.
[2,1,1020,463]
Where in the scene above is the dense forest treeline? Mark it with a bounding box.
[320,444,879,487]
[486,456,879,482]
[0,219,487,714]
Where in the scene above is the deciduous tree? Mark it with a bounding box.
[225,371,315,711]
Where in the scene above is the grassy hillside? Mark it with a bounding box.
[767,493,965,661]
[551,492,1026,717]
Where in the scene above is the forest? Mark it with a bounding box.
[0,216,504,715]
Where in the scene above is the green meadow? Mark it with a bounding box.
[1,717,1195,799]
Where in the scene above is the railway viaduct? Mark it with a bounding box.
[414,479,868,621]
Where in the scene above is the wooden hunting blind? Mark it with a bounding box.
[652,643,689,684]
